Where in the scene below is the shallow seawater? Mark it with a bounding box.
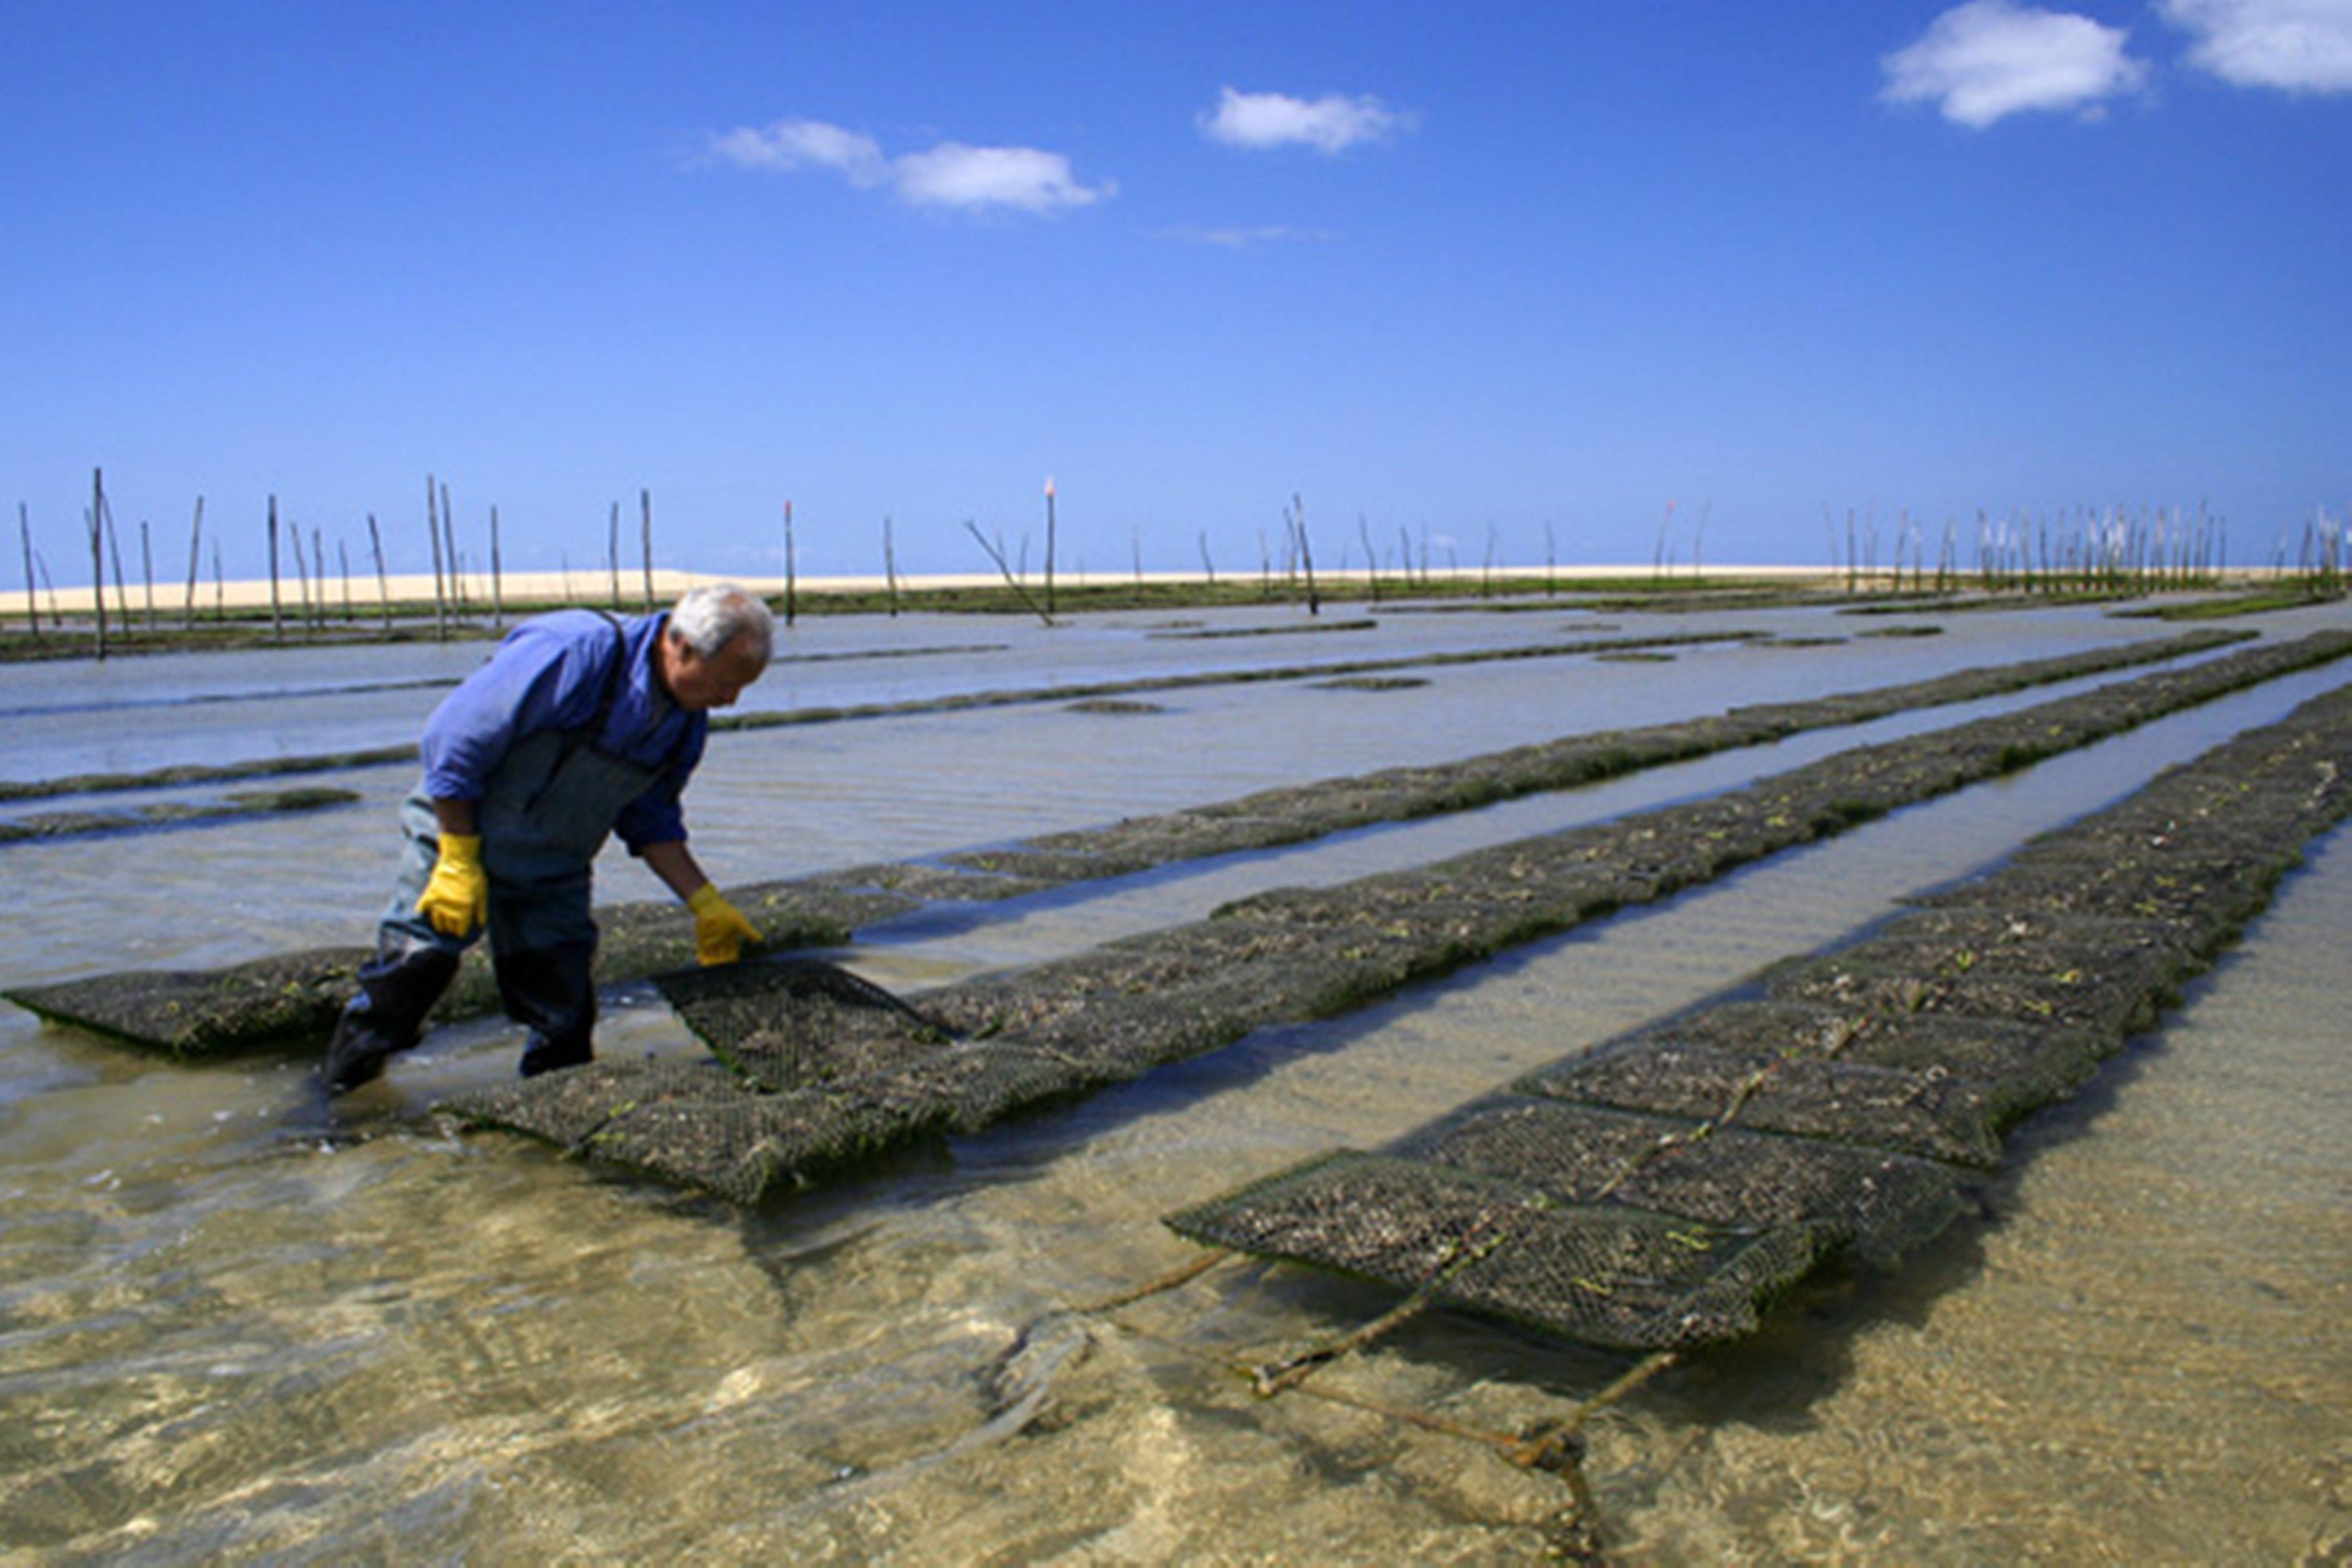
[1,593,2346,1563]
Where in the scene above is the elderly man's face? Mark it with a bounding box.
[660,630,767,711]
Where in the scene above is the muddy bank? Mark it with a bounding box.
[4,630,2249,1055]
[440,632,2350,1205]
[0,786,360,845]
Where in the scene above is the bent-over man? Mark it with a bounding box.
[321,582,773,1094]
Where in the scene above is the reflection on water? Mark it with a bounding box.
[2,598,2347,1562]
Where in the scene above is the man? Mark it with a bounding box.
[321,583,774,1094]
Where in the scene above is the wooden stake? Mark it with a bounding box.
[608,500,621,608]
[35,548,61,629]
[103,491,132,635]
[90,469,109,660]
[425,477,448,641]
[639,488,654,612]
[883,515,899,617]
[366,513,390,629]
[264,494,283,641]
[182,497,205,628]
[490,504,504,630]
[17,501,38,640]
[287,516,310,632]
[1292,493,1319,616]
[426,476,447,640]
[782,500,797,626]
[964,517,1052,625]
[1044,475,1057,618]
[440,480,460,614]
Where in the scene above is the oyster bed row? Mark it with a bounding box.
[2,628,2245,1057]
[1168,676,2352,1348]
[444,632,2350,1209]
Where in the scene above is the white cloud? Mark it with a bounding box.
[1880,1,2149,127]
[1197,88,1412,153]
[706,119,890,184]
[892,143,1111,212]
[1156,223,1335,247]
[2163,0,2352,92]
[706,119,1111,213]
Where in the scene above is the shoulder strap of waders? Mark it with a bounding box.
[546,610,634,772]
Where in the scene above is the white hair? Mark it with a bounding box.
[669,583,774,663]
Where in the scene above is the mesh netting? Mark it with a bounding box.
[450,1058,783,1197]
[1908,852,2283,950]
[1519,1039,2009,1168]
[436,639,2352,1212]
[0,946,378,1059]
[448,1042,1106,1203]
[11,629,2279,1057]
[1168,671,2352,1350]
[1166,1152,1832,1351]
[654,958,950,1091]
[1633,1000,2113,1130]
[1389,1095,1964,1263]
[1761,908,2198,1041]
[943,846,1150,884]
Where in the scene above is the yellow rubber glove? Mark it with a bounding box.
[416,832,489,937]
[688,883,761,967]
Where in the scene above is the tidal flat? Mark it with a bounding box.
[2,589,2346,1564]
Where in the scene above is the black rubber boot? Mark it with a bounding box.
[497,940,598,1078]
[320,935,461,1095]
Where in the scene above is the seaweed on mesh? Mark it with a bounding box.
[1762,944,2177,1041]
[855,1039,1099,1132]
[445,1062,949,1203]
[652,957,951,1091]
[942,846,1149,883]
[1441,1195,1823,1349]
[577,1086,803,1205]
[2,947,378,1058]
[1841,908,2201,996]
[791,861,1040,906]
[1826,1011,2106,1127]
[1518,1040,2008,1168]
[1167,1151,1545,1292]
[1390,1095,1964,1263]
[1907,855,2283,949]
[1216,877,1575,969]
[1167,1151,1833,1351]
[23,630,2329,1061]
[447,1058,745,1155]
[464,636,2352,1212]
[1157,648,2352,1352]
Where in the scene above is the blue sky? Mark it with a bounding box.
[2,1,2345,584]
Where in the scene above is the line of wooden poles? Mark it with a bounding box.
[15,470,2345,660]
[13,469,669,659]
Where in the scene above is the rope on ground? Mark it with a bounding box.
[1066,1256,1676,1566]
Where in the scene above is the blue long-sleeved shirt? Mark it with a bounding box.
[419,609,706,852]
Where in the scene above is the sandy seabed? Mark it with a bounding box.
[1,587,2346,1564]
